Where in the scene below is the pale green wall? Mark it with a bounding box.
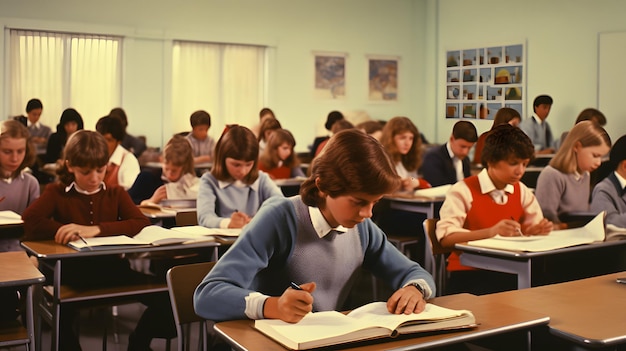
[0,0,430,151]
[435,0,626,143]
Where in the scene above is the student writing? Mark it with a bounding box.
[590,134,626,228]
[194,129,436,323]
[258,128,305,179]
[436,124,553,295]
[196,125,283,228]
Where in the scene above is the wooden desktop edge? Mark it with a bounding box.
[213,293,550,351]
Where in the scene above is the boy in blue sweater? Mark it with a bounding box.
[194,129,435,323]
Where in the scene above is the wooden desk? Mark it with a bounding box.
[0,251,45,350]
[214,293,549,351]
[455,239,626,289]
[21,240,220,351]
[483,272,626,350]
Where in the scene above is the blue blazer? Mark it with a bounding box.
[420,144,471,187]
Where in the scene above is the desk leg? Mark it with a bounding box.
[460,253,532,289]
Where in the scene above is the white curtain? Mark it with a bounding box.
[8,30,121,131]
[172,41,265,137]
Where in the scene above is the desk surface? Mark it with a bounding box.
[0,251,45,287]
[21,239,220,259]
[484,272,626,348]
[455,238,626,259]
[214,293,549,351]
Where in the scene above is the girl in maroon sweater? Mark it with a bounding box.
[23,130,168,351]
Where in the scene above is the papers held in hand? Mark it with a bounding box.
[413,184,452,199]
[254,301,476,350]
[67,225,241,251]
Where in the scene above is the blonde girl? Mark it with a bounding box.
[535,120,611,225]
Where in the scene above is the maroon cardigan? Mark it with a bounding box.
[22,182,150,241]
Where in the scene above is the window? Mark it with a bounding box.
[8,29,121,130]
[172,41,266,135]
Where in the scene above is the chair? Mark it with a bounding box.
[166,261,216,351]
[176,211,198,226]
[422,218,451,296]
[386,235,419,260]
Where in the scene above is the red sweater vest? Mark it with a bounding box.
[447,175,523,271]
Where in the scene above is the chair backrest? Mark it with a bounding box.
[423,218,450,256]
[166,261,216,350]
[423,218,450,296]
[176,210,198,226]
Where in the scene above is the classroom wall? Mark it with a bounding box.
[435,0,626,144]
[0,0,432,151]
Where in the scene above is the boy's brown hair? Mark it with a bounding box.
[163,135,195,176]
[190,110,211,128]
[300,129,400,208]
[211,125,259,184]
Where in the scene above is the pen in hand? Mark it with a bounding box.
[77,234,93,251]
[290,282,303,290]
[511,217,524,237]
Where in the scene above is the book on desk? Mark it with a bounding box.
[67,225,241,251]
[466,211,605,252]
[0,210,23,225]
[254,301,476,350]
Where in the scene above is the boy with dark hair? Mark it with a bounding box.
[520,94,555,154]
[436,124,552,294]
[96,115,140,190]
[421,120,478,187]
[185,110,215,164]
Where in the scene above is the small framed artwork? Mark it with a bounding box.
[368,55,399,102]
[313,52,346,99]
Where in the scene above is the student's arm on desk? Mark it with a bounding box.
[22,185,66,241]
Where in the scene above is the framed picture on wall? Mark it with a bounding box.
[367,55,399,102]
[313,52,346,100]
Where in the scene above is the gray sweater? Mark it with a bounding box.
[535,165,590,222]
[591,172,626,227]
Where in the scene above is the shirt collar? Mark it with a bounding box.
[65,181,106,195]
[217,178,260,192]
[0,169,27,184]
[108,144,126,166]
[531,114,543,125]
[308,206,348,238]
[445,142,456,159]
[27,120,40,129]
[615,171,626,192]
[477,168,514,195]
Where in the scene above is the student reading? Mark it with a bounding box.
[194,129,436,323]
[22,130,170,351]
[436,124,553,295]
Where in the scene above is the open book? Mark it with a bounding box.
[466,211,606,252]
[0,210,23,225]
[67,225,241,251]
[254,301,476,350]
[413,184,452,199]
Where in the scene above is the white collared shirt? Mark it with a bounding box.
[65,181,106,195]
[615,171,626,190]
[446,142,464,182]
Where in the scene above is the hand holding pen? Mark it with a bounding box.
[264,281,316,323]
[229,210,251,228]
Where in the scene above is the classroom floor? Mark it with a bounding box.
[38,303,197,351]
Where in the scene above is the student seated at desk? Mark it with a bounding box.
[194,129,435,323]
[128,135,199,205]
[591,134,626,231]
[437,124,553,295]
[472,107,521,166]
[380,116,430,191]
[197,125,283,229]
[535,121,611,226]
[421,120,477,187]
[44,108,83,164]
[22,130,171,351]
[258,128,305,179]
[96,115,141,190]
[0,120,40,323]
[185,110,216,164]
